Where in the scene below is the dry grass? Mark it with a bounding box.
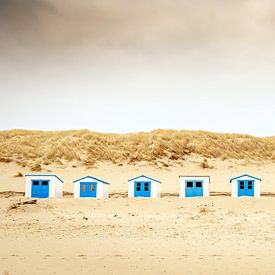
[199,207,208,214]
[6,202,19,212]
[31,163,42,172]
[14,172,23,178]
[200,159,214,169]
[0,129,274,168]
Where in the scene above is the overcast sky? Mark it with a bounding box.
[0,0,274,136]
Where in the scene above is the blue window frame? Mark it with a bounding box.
[80,182,97,197]
[185,180,204,197]
[31,180,49,198]
[238,180,254,197]
[134,181,151,197]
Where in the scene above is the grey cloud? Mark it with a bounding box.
[1,0,275,55]
[0,1,275,135]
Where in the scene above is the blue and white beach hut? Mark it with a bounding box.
[73,176,110,198]
[128,175,161,198]
[230,174,261,197]
[25,174,63,198]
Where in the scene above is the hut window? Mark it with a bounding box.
[136,182,141,191]
[186,182,193,188]
[144,182,149,191]
[90,184,94,191]
[82,184,86,192]
[196,182,202,188]
[42,181,48,186]
[33,181,39,185]
[248,181,253,189]
[239,181,244,189]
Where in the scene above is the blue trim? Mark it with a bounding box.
[25,174,64,183]
[128,175,161,183]
[230,174,261,183]
[73,176,110,185]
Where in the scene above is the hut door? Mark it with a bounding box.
[31,180,49,198]
[238,180,254,197]
[185,180,203,197]
[194,181,203,196]
[80,182,97,197]
[134,181,151,197]
[246,181,254,196]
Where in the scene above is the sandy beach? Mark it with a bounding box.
[0,160,275,274]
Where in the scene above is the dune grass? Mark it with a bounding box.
[0,129,274,168]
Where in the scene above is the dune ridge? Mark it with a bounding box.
[0,129,274,169]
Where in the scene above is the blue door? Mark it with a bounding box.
[134,181,151,197]
[80,182,97,197]
[31,180,49,198]
[185,180,203,197]
[238,180,254,197]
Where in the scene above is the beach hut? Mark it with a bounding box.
[179,176,210,198]
[230,174,261,197]
[73,176,110,198]
[25,174,63,198]
[128,175,161,198]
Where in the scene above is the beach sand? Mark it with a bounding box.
[0,160,275,274]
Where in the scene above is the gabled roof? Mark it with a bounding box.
[25,174,64,183]
[230,174,262,183]
[73,176,110,185]
[128,175,161,183]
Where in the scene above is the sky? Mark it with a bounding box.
[0,0,275,136]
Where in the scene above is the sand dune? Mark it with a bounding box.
[0,195,275,274]
[0,129,275,274]
[0,129,275,170]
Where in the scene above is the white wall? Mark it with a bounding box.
[128,176,161,198]
[151,181,161,198]
[25,175,63,198]
[254,179,261,197]
[25,176,31,197]
[179,177,186,198]
[55,178,63,198]
[96,181,103,198]
[128,181,134,198]
[157,181,161,197]
[231,176,261,197]
[74,181,80,198]
[179,176,210,198]
[231,180,238,198]
[102,183,109,198]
